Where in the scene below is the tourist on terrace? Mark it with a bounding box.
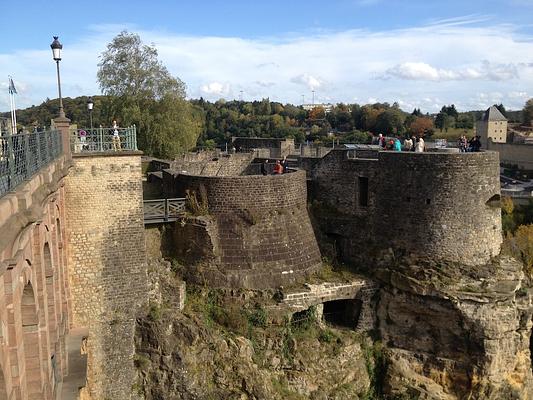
[378,133,386,148]
[393,138,402,151]
[414,136,425,152]
[469,135,481,152]
[273,160,283,174]
[112,120,121,151]
[261,159,268,176]
[281,156,289,173]
[404,136,413,151]
[79,129,87,152]
[410,135,417,152]
[458,135,468,152]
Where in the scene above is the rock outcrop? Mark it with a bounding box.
[135,260,372,400]
[374,253,533,399]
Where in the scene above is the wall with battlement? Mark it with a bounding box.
[65,152,147,400]
[170,170,322,289]
[161,151,253,181]
[310,149,502,266]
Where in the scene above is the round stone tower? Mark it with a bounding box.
[175,170,322,289]
[374,151,501,265]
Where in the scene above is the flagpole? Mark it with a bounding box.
[10,92,17,135]
[8,76,17,135]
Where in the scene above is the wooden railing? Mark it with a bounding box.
[143,198,186,224]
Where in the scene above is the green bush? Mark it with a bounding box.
[318,328,336,343]
[247,305,268,328]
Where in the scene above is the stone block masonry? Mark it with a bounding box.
[64,152,148,400]
[172,170,322,289]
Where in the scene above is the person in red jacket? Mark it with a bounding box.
[273,160,283,174]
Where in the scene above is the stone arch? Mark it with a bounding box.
[43,243,57,323]
[21,282,43,398]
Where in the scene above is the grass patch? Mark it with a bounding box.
[431,127,474,142]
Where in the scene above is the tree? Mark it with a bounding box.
[309,106,326,120]
[523,99,533,126]
[409,117,434,136]
[375,108,405,135]
[435,112,455,132]
[495,103,507,117]
[98,31,185,99]
[97,31,201,157]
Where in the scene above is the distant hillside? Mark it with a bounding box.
[1,95,109,129]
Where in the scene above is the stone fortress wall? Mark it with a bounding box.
[64,152,147,400]
[309,149,502,266]
[171,170,322,289]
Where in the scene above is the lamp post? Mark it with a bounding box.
[87,97,94,130]
[50,36,65,118]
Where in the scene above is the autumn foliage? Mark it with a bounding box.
[409,117,434,136]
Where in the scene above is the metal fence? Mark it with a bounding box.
[0,130,63,198]
[70,126,137,153]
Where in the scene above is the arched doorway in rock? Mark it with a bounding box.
[21,282,43,398]
[322,299,362,329]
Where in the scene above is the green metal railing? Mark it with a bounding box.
[70,125,137,153]
[0,130,63,198]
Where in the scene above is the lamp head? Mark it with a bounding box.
[50,36,62,61]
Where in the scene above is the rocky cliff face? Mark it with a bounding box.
[137,253,533,400]
[374,253,533,399]
[135,260,373,400]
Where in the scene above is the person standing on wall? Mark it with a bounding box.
[112,120,121,151]
[393,137,402,151]
[273,160,283,174]
[414,136,425,152]
[404,136,413,151]
[281,156,289,173]
[261,159,269,176]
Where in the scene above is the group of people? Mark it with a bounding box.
[76,120,121,152]
[378,133,425,152]
[457,135,481,152]
[261,157,289,175]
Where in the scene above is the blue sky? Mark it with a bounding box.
[1,0,533,113]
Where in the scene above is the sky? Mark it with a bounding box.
[1,0,533,113]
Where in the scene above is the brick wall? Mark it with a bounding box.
[172,170,322,289]
[64,152,147,400]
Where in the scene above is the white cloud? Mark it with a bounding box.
[290,73,324,90]
[381,61,523,81]
[1,19,533,113]
[200,81,231,96]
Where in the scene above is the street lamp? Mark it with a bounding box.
[87,97,94,130]
[50,36,65,118]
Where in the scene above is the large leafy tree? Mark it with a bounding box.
[97,31,202,158]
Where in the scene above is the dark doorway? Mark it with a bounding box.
[323,299,362,329]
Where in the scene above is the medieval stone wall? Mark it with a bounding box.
[64,152,147,400]
[172,170,322,289]
[375,151,501,265]
[310,149,502,266]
